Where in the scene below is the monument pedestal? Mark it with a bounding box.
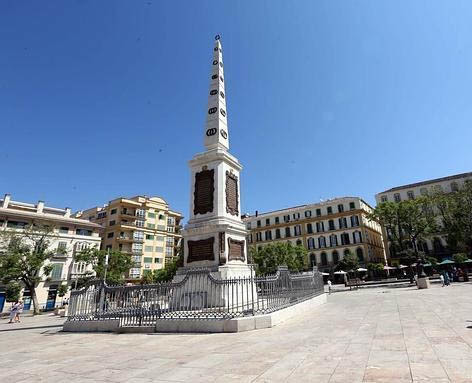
[417,277,430,289]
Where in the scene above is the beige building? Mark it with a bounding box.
[0,194,102,313]
[75,195,183,280]
[243,197,386,272]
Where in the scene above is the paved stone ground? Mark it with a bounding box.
[1,283,472,382]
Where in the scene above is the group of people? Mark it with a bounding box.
[8,300,24,323]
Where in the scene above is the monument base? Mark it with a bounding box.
[417,277,430,289]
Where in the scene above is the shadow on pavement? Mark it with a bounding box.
[0,324,63,332]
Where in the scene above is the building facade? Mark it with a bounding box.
[0,194,102,313]
[75,195,183,280]
[243,197,386,272]
[375,171,472,260]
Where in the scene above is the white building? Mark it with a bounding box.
[0,194,102,313]
[375,171,472,259]
[243,197,387,272]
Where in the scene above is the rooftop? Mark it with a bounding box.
[378,171,472,194]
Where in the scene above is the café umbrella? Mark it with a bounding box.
[438,259,455,265]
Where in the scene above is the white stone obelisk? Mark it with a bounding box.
[179,35,250,280]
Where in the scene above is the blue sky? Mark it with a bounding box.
[1,0,471,219]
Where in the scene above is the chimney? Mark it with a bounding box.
[2,194,11,208]
[255,210,258,217]
[64,208,71,218]
[37,201,44,213]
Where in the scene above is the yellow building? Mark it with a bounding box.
[75,195,183,280]
[243,197,387,272]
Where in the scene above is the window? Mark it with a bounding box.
[307,237,315,249]
[166,237,174,245]
[307,223,313,234]
[265,231,272,241]
[283,215,290,223]
[332,251,339,264]
[275,229,281,239]
[353,231,362,244]
[275,217,280,224]
[292,212,300,220]
[310,253,316,267]
[136,220,145,228]
[256,232,262,242]
[381,196,388,202]
[338,217,347,229]
[318,236,326,248]
[450,182,459,192]
[265,218,270,226]
[155,257,164,263]
[248,234,253,243]
[133,231,144,241]
[148,212,156,218]
[316,222,325,233]
[143,257,153,263]
[57,242,67,253]
[407,191,415,200]
[349,202,355,210]
[146,234,154,240]
[316,209,321,217]
[344,248,351,256]
[394,193,401,202]
[327,207,333,215]
[341,233,350,245]
[329,234,338,247]
[328,220,335,231]
[158,214,165,220]
[420,188,428,196]
[305,210,311,218]
[59,226,69,234]
[246,222,251,229]
[257,220,261,228]
[337,204,344,213]
[350,215,359,227]
[167,217,175,226]
[147,223,156,229]
[110,209,117,215]
[76,229,92,236]
[144,246,153,252]
[356,248,364,262]
[321,252,328,266]
[136,209,146,218]
[50,264,63,280]
[107,232,114,239]
[97,211,107,219]
[294,225,302,236]
[155,246,164,252]
[285,227,291,237]
[7,221,27,229]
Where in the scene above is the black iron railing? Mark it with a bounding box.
[67,266,324,327]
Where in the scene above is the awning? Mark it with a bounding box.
[438,259,455,265]
[334,271,347,274]
[357,268,368,272]
[384,266,396,270]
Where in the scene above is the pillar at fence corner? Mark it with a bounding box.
[172,36,255,310]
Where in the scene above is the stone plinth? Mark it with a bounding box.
[417,277,430,289]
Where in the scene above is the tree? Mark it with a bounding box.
[57,283,68,298]
[338,253,359,272]
[74,248,134,285]
[368,199,436,259]
[452,253,469,264]
[0,224,55,314]
[250,242,307,275]
[432,182,472,256]
[5,281,22,302]
[140,256,182,284]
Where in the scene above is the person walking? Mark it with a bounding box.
[440,273,445,287]
[444,272,450,286]
[8,301,20,323]
[14,300,24,323]
[327,279,332,295]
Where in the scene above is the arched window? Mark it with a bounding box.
[309,253,316,267]
[329,234,338,247]
[328,220,335,230]
[332,250,339,264]
[343,248,351,257]
[321,252,328,266]
[318,236,326,248]
[341,233,350,245]
[353,231,362,244]
[433,237,444,253]
[307,237,315,250]
[296,239,302,246]
[356,248,364,262]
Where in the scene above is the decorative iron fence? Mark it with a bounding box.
[67,266,324,327]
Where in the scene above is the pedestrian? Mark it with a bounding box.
[439,273,445,287]
[444,272,450,286]
[8,301,20,324]
[14,300,24,323]
[327,279,332,295]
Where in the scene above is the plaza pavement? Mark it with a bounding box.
[1,283,472,382]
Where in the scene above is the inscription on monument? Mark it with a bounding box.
[228,238,245,262]
[187,237,215,263]
[225,171,239,216]
[194,169,214,215]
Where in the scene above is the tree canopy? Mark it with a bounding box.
[250,242,307,275]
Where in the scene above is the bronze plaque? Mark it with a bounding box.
[194,169,214,215]
[225,171,239,216]
[187,237,215,263]
[228,238,245,262]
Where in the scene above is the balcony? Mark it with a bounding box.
[117,235,134,242]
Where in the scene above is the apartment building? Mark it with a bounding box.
[375,171,472,260]
[75,195,183,280]
[243,197,386,273]
[0,194,102,313]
